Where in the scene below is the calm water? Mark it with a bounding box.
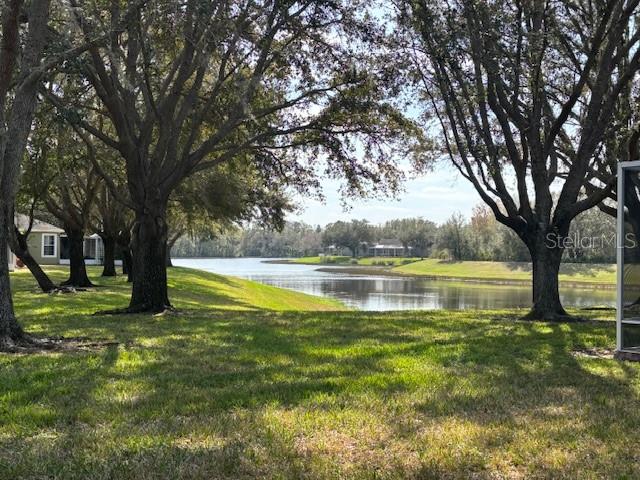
[173,257,616,311]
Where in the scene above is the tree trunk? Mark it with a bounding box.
[524,237,567,320]
[101,235,117,277]
[62,228,93,288]
[166,232,182,268]
[10,227,57,292]
[121,247,133,283]
[128,206,171,312]
[0,207,24,346]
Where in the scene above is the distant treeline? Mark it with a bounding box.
[172,205,615,263]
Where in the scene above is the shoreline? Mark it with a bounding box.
[260,258,616,289]
[314,266,616,289]
[174,257,616,290]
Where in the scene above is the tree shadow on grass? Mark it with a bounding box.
[2,310,640,478]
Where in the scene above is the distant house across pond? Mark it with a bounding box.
[368,239,412,257]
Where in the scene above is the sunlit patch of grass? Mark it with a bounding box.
[0,267,636,478]
[395,258,616,286]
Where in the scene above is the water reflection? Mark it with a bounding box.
[174,257,615,311]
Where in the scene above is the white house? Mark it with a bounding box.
[368,239,412,257]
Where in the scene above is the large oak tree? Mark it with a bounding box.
[52,0,419,313]
[0,0,147,346]
[403,0,640,319]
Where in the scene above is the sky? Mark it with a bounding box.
[289,163,483,227]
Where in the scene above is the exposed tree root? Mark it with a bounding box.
[0,333,120,354]
[521,309,583,322]
[572,347,615,359]
[47,285,91,294]
[61,279,95,289]
[95,304,176,316]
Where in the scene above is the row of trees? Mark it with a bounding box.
[0,0,420,347]
[174,205,616,263]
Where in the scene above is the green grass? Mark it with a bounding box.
[394,259,616,286]
[2,266,638,479]
[293,256,420,266]
[8,266,344,317]
[293,255,352,264]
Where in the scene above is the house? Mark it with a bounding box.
[14,214,65,266]
[59,233,107,266]
[12,214,117,267]
[368,239,412,257]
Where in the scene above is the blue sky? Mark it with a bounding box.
[290,163,482,227]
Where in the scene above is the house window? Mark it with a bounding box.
[42,234,57,258]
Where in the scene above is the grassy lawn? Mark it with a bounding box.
[2,267,638,479]
[394,259,616,286]
[293,256,420,266]
[293,255,352,264]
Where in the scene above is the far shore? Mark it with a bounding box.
[175,256,618,289]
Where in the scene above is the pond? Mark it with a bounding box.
[173,257,616,311]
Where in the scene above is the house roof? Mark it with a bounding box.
[15,214,64,234]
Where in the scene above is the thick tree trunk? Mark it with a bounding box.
[101,236,117,277]
[10,227,57,292]
[524,238,567,320]
[62,228,93,288]
[0,208,24,346]
[128,206,171,312]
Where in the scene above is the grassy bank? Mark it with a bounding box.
[2,267,638,479]
[394,259,616,286]
[8,266,345,318]
[290,257,616,286]
[292,256,419,266]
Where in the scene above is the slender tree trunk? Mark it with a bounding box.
[524,235,567,320]
[117,232,134,282]
[62,228,93,288]
[121,247,133,282]
[0,207,24,346]
[128,205,171,312]
[166,254,173,267]
[166,233,181,268]
[121,249,130,275]
[9,227,57,292]
[101,235,117,277]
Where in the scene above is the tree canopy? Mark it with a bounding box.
[401,0,640,319]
